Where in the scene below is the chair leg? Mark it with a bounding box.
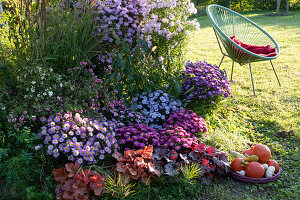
[249,60,256,96]
[230,60,234,81]
[219,54,225,68]
[270,60,281,87]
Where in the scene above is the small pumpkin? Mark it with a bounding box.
[231,158,245,172]
[252,144,271,163]
[236,170,246,176]
[265,166,275,178]
[243,148,254,156]
[267,160,279,173]
[245,162,265,178]
[262,163,269,170]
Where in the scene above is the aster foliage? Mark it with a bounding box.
[132,90,182,128]
[116,124,160,150]
[182,61,232,104]
[35,113,120,164]
[163,108,208,134]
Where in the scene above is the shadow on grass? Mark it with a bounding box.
[251,119,282,137]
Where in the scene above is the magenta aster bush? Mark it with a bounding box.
[35,112,121,164]
[182,61,232,104]
[163,108,208,134]
[116,123,160,150]
[158,126,198,152]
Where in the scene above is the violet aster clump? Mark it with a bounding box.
[34,112,120,164]
[163,108,208,134]
[182,61,232,104]
[116,123,160,150]
[102,99,145,126]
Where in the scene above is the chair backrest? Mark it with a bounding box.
[206,4,280,63]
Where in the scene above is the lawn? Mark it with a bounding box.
[112,11,300,200]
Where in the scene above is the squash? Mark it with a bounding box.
[265,166,275,178]
[236,170,246,176]
[267,160,279,173]
[231,158,245,172]
[262,163,268,170]
[252,144,271,163]
[245,162,265,178]
[245,155,259,162]
[229,150,246,159]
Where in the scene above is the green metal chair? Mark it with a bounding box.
[206,4,281,96]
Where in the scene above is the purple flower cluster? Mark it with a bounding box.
[182,61,232,104]
[93,0,148,63]
[163,108,208,134]
[159,126,198,152]
[132,90,182,128]
[102,99,145,126]
[35,112,120,164]
[116,124,160,150]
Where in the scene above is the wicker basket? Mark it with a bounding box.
[230,168,281,184]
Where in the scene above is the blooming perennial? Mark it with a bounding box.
[163,108,208,134]
[182,61,232,104]
[116,124,160,150]
[35,113,120,164]
[132,90,182,128]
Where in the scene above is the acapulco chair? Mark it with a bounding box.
[206,4,281,96]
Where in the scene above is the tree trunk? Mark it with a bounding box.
[286,0,290,14]
[276,0,281,15]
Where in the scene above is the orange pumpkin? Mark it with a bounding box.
[243,148,254,156]
[252,144,271,163]
[267,160,279,173]
[231,158,245,172]
[245,162,265,178]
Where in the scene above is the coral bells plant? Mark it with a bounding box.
[153,143,230,185]
[53,162,105,199]
[35,113,120,164]
[112,146,160,185]
[132,90,182,128]
[163,108,208,134]
[116,124,160,150]
[182,61,232,104]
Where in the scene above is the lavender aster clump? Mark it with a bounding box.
[163,108,208,134]
[34,112,120,164]
[116,124,160,150]
[131,90,182,129]
[102,99,145,126]
[182,61,232,104]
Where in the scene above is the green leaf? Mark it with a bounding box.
[174,83,182,95]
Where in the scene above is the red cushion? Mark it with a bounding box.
[230,35,277,57]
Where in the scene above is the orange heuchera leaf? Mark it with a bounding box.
[63,179,74,192]
[116,162,127,173]
[93,186,105,197]
[65,162,80,178]
[62,191,74,200]
[142,145,153,159]
[74,194,89,200]
[52,167,68,184]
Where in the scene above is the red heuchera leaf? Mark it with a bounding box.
[116,162,127,173]
[63,179,74,192]
[53,167,68,184]
[206,146,216,156]
[65,162,80,178]
[93,186,105,197]
[201,159,209,167]
[62,191,74,200]
[72,180,88,197]
[74,194,89,200]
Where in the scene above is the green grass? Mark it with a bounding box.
[118,11,300,200]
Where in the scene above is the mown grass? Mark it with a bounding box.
[107,11,300,200]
